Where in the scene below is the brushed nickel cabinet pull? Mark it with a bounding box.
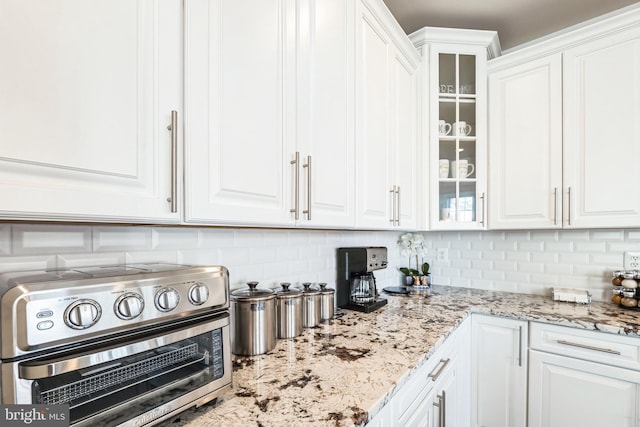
[556,339,621,355]
[553,187,558,225]
[290,152,300,220]
[567,187,572,226]
[518,326,523,367]
[427,358,450,382]
[389,186,396,224]
[303,155,311,220]
[396,186,401,226]
[167,110,178,213]
[433,392,445,427]
[480,192,485,226]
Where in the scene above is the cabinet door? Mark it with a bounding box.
[0,0,181,222]
[296,0,355,228]
[391,48,420,230]
[488,54,563,229]
[563,27,640,228]
[431,46,488,230]
[355,0,393,229]
[184,0,295,226]
[471,315,527,427]
[529,350,640,427]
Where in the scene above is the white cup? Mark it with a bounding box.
[438,159,449,178]
[450,159,475,178]
[438,120,452,136]
[452,121,472,136]
[440,208,450,221]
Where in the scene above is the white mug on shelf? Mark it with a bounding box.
[438,120,452,136]
[452,121,472,136]
[440,208,450,221]
[438,159,449,178]
[450,159,475,178]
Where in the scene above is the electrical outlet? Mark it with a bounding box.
[624,252,640,270]
[436,248,449,263]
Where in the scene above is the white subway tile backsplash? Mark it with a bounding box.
[1,223,637,303]
[591,230,625,240]
[560,230,593,240]
[607,242,640,252]
[93,227,152,252]
[199,229,234,248]
[0,255,56,273]
[626,231,640,240]
[545,241,574,252]
[531,252,558,263]
[558,253,590,264]
[518,241,544,251]
[574,241,607,253]
[13,224,91,254]
[58,253,126,268]
[0,224,11,255]
[152,228,199,249]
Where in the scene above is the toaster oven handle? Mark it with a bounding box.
[18,314,229,380]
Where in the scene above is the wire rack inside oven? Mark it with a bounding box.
[39,343,200,406]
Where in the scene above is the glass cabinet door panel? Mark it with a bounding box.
[439,181,456,222]
[459,55,476,95]
[458,182,477,222]
[439,54,456,95]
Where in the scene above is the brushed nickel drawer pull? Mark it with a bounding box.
[556,339,621,355]
[290,152,300,220]
[427,358,450,382]
[303,155,311,220]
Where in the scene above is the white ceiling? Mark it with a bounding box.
[382,0,640,50]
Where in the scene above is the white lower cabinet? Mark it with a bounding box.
[529,322,640,427]
[471,314,528,427]
[370,317,470,426]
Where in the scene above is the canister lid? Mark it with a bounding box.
[318,283,335,295]
[275,282,303,299]
[231,281,276,301]
[301,282,320,295]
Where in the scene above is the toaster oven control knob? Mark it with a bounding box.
[188,283,209,305]
[155,288,180,311]
[115,293,145,320]
[65,299,102,329]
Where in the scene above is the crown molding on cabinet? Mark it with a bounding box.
[490,2,640,70]
[408,26,502,60]
[362,0,421,66]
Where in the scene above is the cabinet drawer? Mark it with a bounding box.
[529,322,640,370]
[395,335,456,425]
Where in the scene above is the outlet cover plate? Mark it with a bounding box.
[624,252,640,270]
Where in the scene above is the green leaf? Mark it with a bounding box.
[421,262,430,275]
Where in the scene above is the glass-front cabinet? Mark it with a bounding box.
[410,28,500,230]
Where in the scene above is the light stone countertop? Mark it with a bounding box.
[169,285,640,427]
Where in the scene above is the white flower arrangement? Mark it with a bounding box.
[397,232,430,277]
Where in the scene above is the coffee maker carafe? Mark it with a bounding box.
[337,247,388,313]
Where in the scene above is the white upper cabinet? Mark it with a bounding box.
[185,0,357,228]
[355,0,420,230]
[0,0,182,223]
[488,54,563,229]
[295,0,356,228]
[411,28,500,231]
[488,6,640,230]
[184,0,295,226]
[563,25,640,228]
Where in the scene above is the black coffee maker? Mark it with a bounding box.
[336,247,388,313]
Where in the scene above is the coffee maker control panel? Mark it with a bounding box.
[366,247,388,271]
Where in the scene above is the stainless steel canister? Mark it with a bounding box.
[230,281,277,356]
[301,282,321,328]
[275,283,303,338]
[318,283,335,321]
